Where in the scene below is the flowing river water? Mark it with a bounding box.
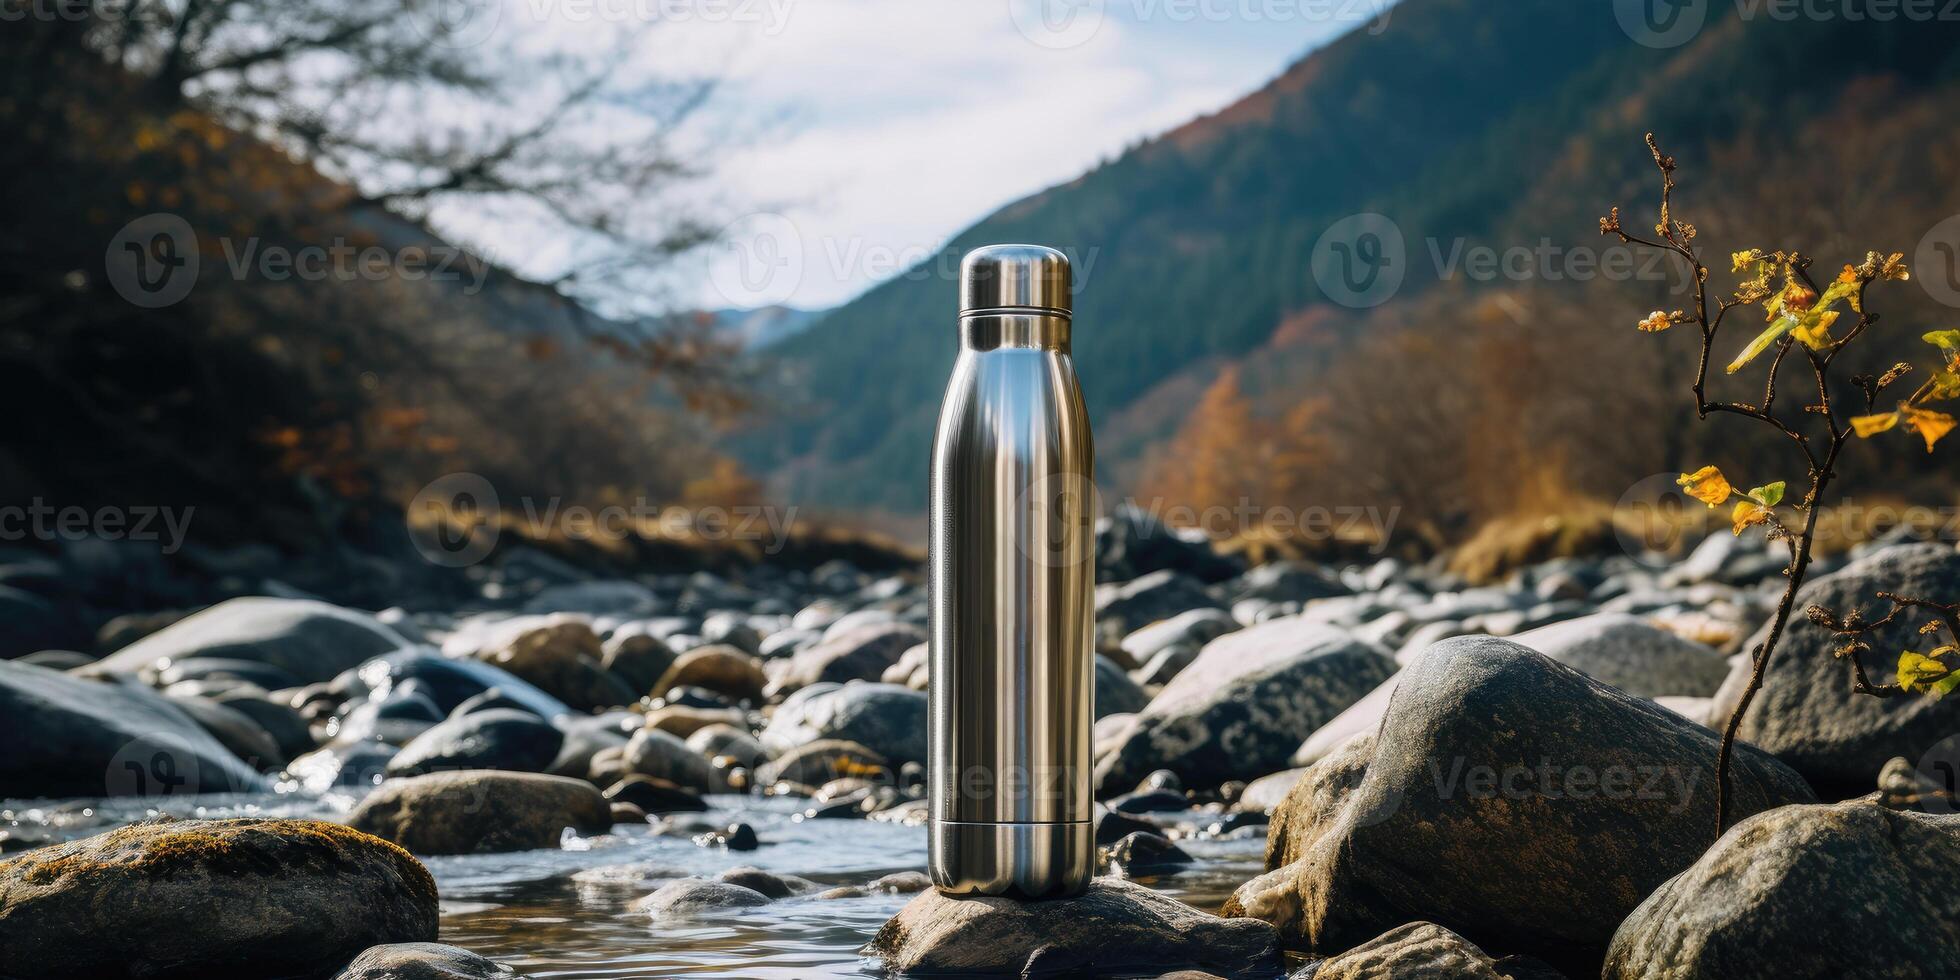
[3,791,1270,979]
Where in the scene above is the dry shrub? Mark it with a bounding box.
[1445,501,1625,584]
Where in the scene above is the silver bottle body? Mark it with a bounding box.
[927,309,1095,898]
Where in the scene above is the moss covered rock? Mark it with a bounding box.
[0,817,436,979]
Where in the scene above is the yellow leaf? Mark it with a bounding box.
[1898,650,1950,692]
[1902,407,1957,452]
[1727,316,1795,373]
[1793,310,1840,350]
[1731,501,1770,536]
[1733,250,1765,273]
[1677,466,1733,508]
[1880,252,1909,281]
[1851,412,1901,438]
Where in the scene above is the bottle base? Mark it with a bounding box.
[928,819,1094,898]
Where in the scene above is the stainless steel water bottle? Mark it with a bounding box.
[928,244,1095,897]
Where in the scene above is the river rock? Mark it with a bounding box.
[346,771,611,855]
[779,622,926,690]
[339,651,570,721]
[604,775,707,814]
[385,708,564,777]
[212,690,315,759]
[1,660,264,798]
[158,656,302,691]
[599,624,676,695]
[1241,636,1815,972]
[165,694,285,770]
[1094,655,1149,718]
[1514,612,1731,698]
[622,727,712,790]
[0,817,437,979]
[1120,607,1239,662]
[1712,543,1960,797]
[1097,504,1242,583]
[651,644,768,702]
[462,616,636,712]
[284,739,397,793]
[1095,571,1220,638]
[1093,620,1394,794]
[1104,830,1192,873]
[759,682,927,765]
[865,876,1279,977]
[1604,800,1960,979]
[92,597,409,684]
[331,942,515,980]
[686,723,767,767]
[1304,922,1514,980]
[635,877,771,917]
[1231,561,1349,605]
[523,580,658,617]
[755,739,889,787]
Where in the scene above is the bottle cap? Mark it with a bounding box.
[960,244,1071,316]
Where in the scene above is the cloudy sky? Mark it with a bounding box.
[432,0,1395,312]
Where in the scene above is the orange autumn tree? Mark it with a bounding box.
[1140,366,1327,537]
[1603,134,1956,839]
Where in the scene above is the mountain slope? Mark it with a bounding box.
[746,0,1960,513]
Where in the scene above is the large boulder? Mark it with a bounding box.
[0,660,265,798]
[332,942,515,980]
[1604,800,1960,979]
[92,597,410,684]
[1093,620,1394,794]
[758,682,927,765]
[779,622,926,690]
[865,876,1279,977]
[1237,636,1815,973]
[0,817,437,979]
[1712,543,1960,797]
[1515,612,1732,698]
[345,771,611,855]
[385,708,564,777]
